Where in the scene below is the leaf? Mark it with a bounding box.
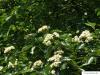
[30,46,36,54]
[6,16,11,21]
[81,57,95,67]
[87,57,94,64]
[22,45,33,51]
[94,49,100,56]
[95,8,100,16]
[61,63,67,70]
[85,22,96,29]
[97,11,100,16]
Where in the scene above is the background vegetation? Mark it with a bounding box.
[0,0,100,75]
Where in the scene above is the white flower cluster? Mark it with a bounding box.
[43,32,60,46]
[38,25,49,33]
[4,46,15,53]
[72,36,80,42]
[53,32,60,38]
[31,60,43,70]
[48,50,64,68]
[79,30,93,42]
[54,50,64,55]
[48,50,64,75]
[43,34,54,46]
[72,30,93,43]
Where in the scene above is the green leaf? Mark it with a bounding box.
[85,22,96,29]
[95,8,100,16]
[22,45,33,51]
[81,57,95,67]
[61,63,67,70]
[94,49,100,56]
[97,11,100,16]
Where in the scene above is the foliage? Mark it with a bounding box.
[0,0,100,75]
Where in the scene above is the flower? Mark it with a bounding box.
[43,40,52,46]
[53,32,60,38]
[84,12,87,15]
[54,50,64,55]
[50,61,61,68]
[0,66,3,71]
[48,54,62,62]
[51,70,56,75]
[48,50,64,68]
[79,30,91,38]
[72,30,93,43]
[4,46,15,53]
[43,34,54,46]
[79,30,93,42]
[38,25,49,33]
[31,60,43,69]
[72,36,80,42]
[44,34,54,42]
[85,36,93,42]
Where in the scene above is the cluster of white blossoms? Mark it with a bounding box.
[4,46,15,53]
[31,60,43,70]
[72,36,80,42]
[43,34,54,46]
[48,50,63,68]
[53,32,60,38]
[37,25,60,46]
[43,32,60,46]
[38,25,49,33]
[54,50,64,55]
[79,30,93,42]
[48,50,64,75]
[72,30,93,43]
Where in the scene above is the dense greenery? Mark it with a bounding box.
[0,0,100,75]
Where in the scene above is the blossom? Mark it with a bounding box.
[43,34,54,46]
[48,54,62,62]
[31,60,43,69]
[51,70,56,75]
[54,50,64,55]
[43,34,54,42]
[48,50,64,68]
[79,30,91,38]
[4,46,15,53]
[50,61,61,68]
[53,32,60,38]
[84,12,87,15]
[85,36,93,42]
[43,40,52,46]
[72,30,93,43]
[38,25,48,33]
[79,30,93,42]
[72,36,80,42]
[0,66,3,71]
